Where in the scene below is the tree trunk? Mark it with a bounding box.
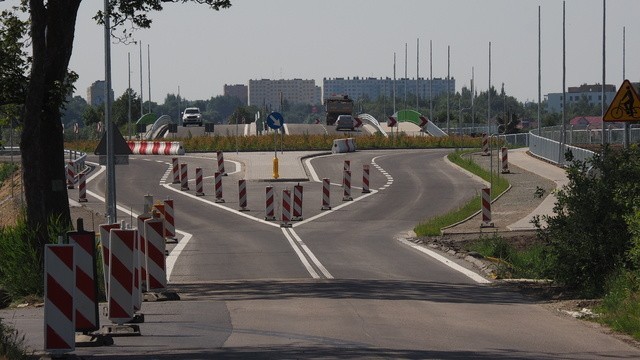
[21,0,82,257]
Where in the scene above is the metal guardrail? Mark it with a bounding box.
[528,130,595,166]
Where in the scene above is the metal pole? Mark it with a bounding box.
[447,45,450,134]
[127,52,131,139]
[472,67,475,132]
[104,0,116,222]
[139,41,143,116]
[404,42,407,110]
[147,44,151,114]
[538,5,542,135]
[561,1,566,165]
[429,40,433,122]
[416,38,419,109]
[488,42,491,136]
[623,26,629,148]
[601,0,606,146]
[393,52,396,114]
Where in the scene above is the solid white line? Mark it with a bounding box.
[304,153,337,183]
[166,229,192,280]
[281,228,319,279]
[398,238,491,284]
[293,189,378,227]
[289,228,333,279]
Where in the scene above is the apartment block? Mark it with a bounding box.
[248,79,321,107]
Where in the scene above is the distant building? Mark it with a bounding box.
[545,84,616,113]
[223,84,248,105]
[323,76,455,103]
[86,80,114,107]
[248,79,321,107]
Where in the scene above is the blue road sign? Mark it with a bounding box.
[266,112,284,130]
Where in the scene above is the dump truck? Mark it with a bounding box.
[324,95,354,126]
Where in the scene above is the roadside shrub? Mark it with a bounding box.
[467,235,551,279]
[598,270,640,340]
[0,163,18,186]
[0,318,28,360]
[535,146,640,296]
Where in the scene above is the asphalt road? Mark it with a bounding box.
[4,150,640,359]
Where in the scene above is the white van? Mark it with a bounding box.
[335,115,355,131]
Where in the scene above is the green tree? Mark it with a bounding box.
[61,95,88,126]
[112,88,142,126]
[14,0,231,261]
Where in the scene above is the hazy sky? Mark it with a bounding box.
[26,0,640,103]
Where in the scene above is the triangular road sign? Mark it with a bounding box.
[94,125,133,155]
[604,80,640,122]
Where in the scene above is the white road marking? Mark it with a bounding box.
[289,228,333,279]
[281,228,319,279]
[398,238,491,284]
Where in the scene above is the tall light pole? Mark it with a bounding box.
[429,40,433,122]
[561,1,566,165]
[103,0,116,222]
[538,5,542,135]
[623,26,629,148]
[447,45,450,134]
[127,52,132,139]
[488,41,492,136]
[139,41,144,116]
[601,0,606,146]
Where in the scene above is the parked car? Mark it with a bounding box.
[182,107,203,126]
[335,115,355,131]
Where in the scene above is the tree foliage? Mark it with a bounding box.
[535,146,640,296]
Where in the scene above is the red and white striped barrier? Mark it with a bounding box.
[137,215,150,292]
[144,216,167,292]
[44,244,75,354]
[343,170,353,201]
[171,157,180,184]
[163,198,176,240]
[362,164,371,193]
[215,171,225,203]
[131,227,142,313]
[195,167,204,196]
[481,133,489,156]
[127,141,185,155]
[321,178,331,210]
[332,138,357,154]
[293,184,303,221]
[501,147,510,174]
[180,163,189,191]
[265,186,276,220]
[238,179,248,211]
[344,160,351,173]
[481,188,494,228]
[99,223,120,297]
[281,189,292,228]
[216,151,226,176]
[68,231,99,332]
[78,172,88,203]
[108,229,136,324]
[66,161,75,189]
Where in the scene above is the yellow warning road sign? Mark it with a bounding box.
[604,80,640,122]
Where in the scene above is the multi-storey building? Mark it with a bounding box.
[223,84,248,105]
[86,80,114,107]
[248,79,322,107]
[322,76,455,102]
[545,84,617,113]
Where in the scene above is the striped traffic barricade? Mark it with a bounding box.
[78,172,88,203]
[66,161,75,189]
[217,151,227,176]
[292,184,303,221]
[215,171,225,203]
[67,226,99,333]
[481,188,494,228]
[171,157,180,184]
[362,164,371,193]
[44,244,75,354]
[321,178,331,210]
[98,223,120,298]
[265,186,276,220]
[238,179,249,211]
[501,147,510,174]
[195,167,204,196]
[145,215,167,292]
[281,189,292,228]
[481,133,489,156]
[137,214,151,292]
[343,170,353,201]
[180,163,189,191]
[163,198,176,241]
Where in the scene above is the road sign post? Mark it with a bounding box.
[266,112,284,179]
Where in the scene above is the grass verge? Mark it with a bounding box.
[598,271,640,340]
[414,150,510,236]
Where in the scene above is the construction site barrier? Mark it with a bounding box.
[217,151,226,176]
[78,172,87,202]
[171,157,180,184]
[215,171,225,203]
[481,133,489,156]
[99,223,120,298]
[238,180,248,211]
[68,230,99,333]
[44,244,75,354]
[501,147,510,174]
[127,141,185,155]
[481,188,494,228]
[195,167,204,196]
[362,164,371,193]
[180,164,189,191]
[343,170,353,201]
[108,229,136,324]
[332,138,357,153]
[265,186,276,220]
[321,178,331,210]
[293,184,303,221]
[144,216,167,292]
[281,189,292,228]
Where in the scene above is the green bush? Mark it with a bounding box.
[0,318,28,360]
[535,146,640,297]
[0,163,18,186]
[598,270,640,340]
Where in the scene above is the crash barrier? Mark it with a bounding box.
[481,133,489,155]
[362,164,371,193]
[127,141,185,155]
[238,180,248,211]
[144,216,167,292]
[68,230,99,333]
[78,173,88,202]
[281,189,292,228]
[195,167,204,196]
[108,228,136,324]
[64,150,87,175]
[501,147,510,174]
[44,244,75,354]
[343,170,353,201]
[172,158,180,184]
[162,199,176,239]
[293,184,303,221]
[217,151,226,176]
[481,188,494,228]
[265,186,276,220]
[215,171,225,203]
[180,164,189,191]
[332,138,357,154]
[321,178,331,210]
